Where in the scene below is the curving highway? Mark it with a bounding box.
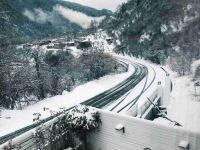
[0,57,148,145]
[84,58,148,109]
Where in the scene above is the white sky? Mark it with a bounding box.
[64,0,128,11]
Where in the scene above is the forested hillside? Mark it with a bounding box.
[0,0,111,43]
[102,0,200,76]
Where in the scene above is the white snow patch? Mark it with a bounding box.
[84,30,115,52]
[153,117,176,126]
[161,24,167,33]
[164,66,200,133]
[16,45,24,49]
[170,23,179,32]
[172,46,180,53]
[191,59,200,75]
[187,4,193,10]
[170,21,184,33]
[69,46,83,58]
[139,32,150,43]
[116,39,121,45]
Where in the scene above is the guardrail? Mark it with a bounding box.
[0,106,73,146]
[0,114,68,150]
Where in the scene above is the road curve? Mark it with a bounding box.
[84,59,147,108]
[0,57,147,145]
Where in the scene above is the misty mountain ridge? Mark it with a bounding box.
[0,0,112,43]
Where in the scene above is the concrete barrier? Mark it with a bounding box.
[88,110,200,150]
[162,74,171,107]
[1,108,199,150]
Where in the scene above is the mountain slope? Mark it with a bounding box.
[101,0,192,64]
[0,0,112,43]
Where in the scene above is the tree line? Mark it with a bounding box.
[0,40,120,109]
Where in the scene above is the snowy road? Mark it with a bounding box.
[104,58,156,113]
[0,54,169,144]
[83,58,147,109]
[0,56,148,144]
[105,54,170,117]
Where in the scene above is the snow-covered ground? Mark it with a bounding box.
[118,54,200,133]
[166,65,200,133]
[85,30,115,53]
[0,66,134,136]
[2,29,200,137]
[108,54,200,133]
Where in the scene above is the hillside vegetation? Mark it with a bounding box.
[102,0,200,76]
[0,0,111,43]
[0,41,122,109]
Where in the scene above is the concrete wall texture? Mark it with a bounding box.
[88,110,200,150]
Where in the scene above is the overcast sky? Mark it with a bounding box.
[64,0,128,11]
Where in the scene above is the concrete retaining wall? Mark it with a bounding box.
[88,110,200,150]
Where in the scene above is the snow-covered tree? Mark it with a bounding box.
[64,105,101,150]
[32,105,101,150]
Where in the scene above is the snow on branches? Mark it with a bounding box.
[65,105,101,133]
[31,105,101,149]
